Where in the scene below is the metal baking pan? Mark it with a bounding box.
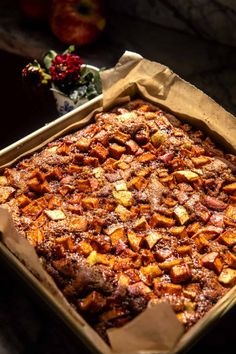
[1,93,236,354]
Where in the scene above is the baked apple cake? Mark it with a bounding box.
[1,99,236,342]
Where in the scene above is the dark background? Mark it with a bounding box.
[1,1,236,353]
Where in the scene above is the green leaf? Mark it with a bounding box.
[43,50,57,71]
[63,45,75,54]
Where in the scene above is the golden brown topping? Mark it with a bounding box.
[224,250,236,268]
[127,231,142,252]
[173,205,189,225]
[70,216,88,232]
[26,228,44,246]
[150,213,175,228]
[87,250,111,266]
[76,241,93,256]
[170,263,192,284]
[110,228,127,247]
[76,179,91,192]
[16,194,31,208]
[140,263,162,285]
[109,143,126,159]
[223,182,236,193]
[191,156,211,166]
[218,230,236,247]
[112,190,133,207]
[173,170,199,182]
[225,205,236,222]
[201,252,223,274]
[82,197,99,209]
[90,144,108,162]
[128,176,147,191]
[218,268,236,286]
[115,204,131,222]
[145,231,162,249]
[76,137,91,151]
[112,130,131,144]
[154,282,182,295]
[55,236,74,251]
[151,130,167,147]
[133,216,149,232]
[137,152,156,163]
[44,209,66,221]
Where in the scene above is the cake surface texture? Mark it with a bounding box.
[1,99,236,342]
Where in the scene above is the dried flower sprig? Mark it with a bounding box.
[22,45,101,104]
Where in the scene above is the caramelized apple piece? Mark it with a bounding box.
[137,152,156,163]
[183,283,201,300]
[128,281,152,296]
[223,182,236,193]
[80,291,106,313]
[151,130,167,147]
[224,250,236,268]
[150,213,175,228]
[170,226,187,238]
[191,156,211,166]
[218,230,236,247]
[128,176,147,190]
[154,282,182,295]
[192,233,209,252]
[113,130,131,144]
[27,177,42,193]
[145,231,162,249]
[170,263,192,284]
[117,273,130,287]
[0,176,8,185]
[87,250,111,266]
[76,137,91,151]
[82,197,99,209]
[115,204,131,222]
[218,268,236,286]
[127,231,142,252]
[173,205,189,225]
[201,252,223,274]
[90,143,108,161]
[158,258,182,270]
[225,205,236,222]
[26,228,44,246]
[83,156,99,167]
[133,216,149,231]
[125,139,139,154]
[112,190,133,207]
[176,245,192,256]
[140,263,162,285]
[16,194,31,208]
[22,197,48,219]
[110,228,127,247]
[70,216,88,231]
[76,179,91,192]
[44,209,66,221]
[55,236,74,251]
[173,170,199,182]
[76,240,93,256]
[114,180,127,191]
[56,143,70,155]
[109,143,126,159]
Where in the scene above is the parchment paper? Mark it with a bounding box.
[1,50,236,354]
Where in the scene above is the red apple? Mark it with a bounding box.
[50,0,106,46]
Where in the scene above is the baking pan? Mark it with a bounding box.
[1,51,236,354]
